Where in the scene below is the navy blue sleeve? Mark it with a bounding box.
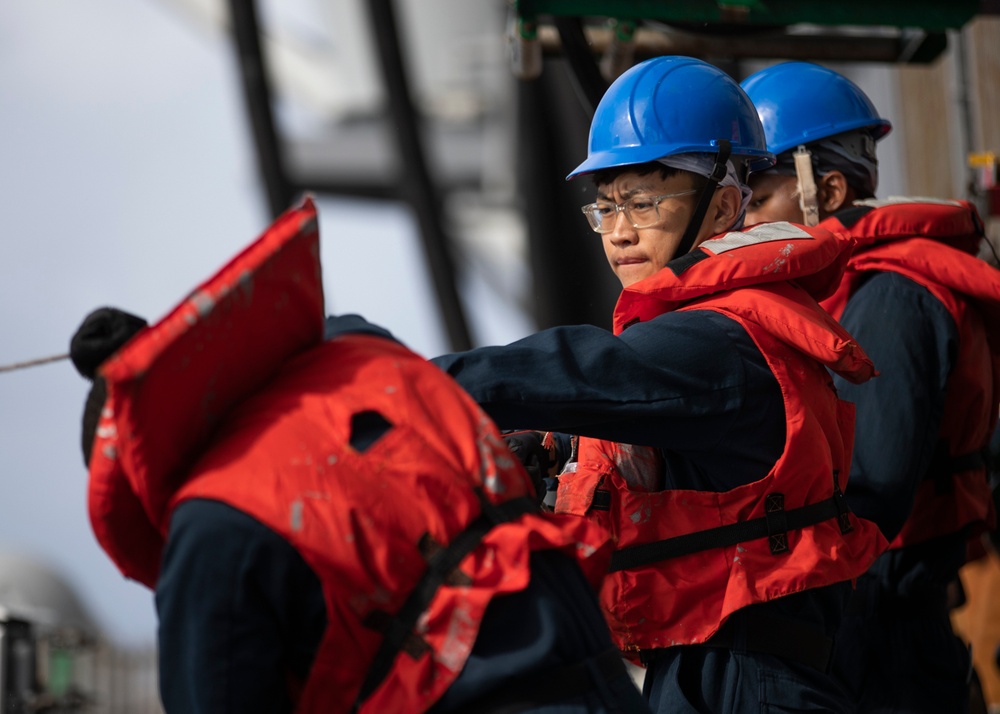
[432,309,783,457]
[988,423,1000,552]
[155,499,327,714]
[324,313,399,343]
[833,272,958,540]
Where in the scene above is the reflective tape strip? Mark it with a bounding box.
[702,222,813,255]
[854,196,964,208]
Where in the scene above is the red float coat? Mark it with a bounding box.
[86,198,613,713]
[820,198,1000,550]
[554,221,888,657]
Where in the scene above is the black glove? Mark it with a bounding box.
[503,430,556,502]
[70,307,148,380]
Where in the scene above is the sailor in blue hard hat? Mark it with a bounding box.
[331,56,888,714]
[740,60,890,227]
[743,61,1000,714]
[568,55,774,279]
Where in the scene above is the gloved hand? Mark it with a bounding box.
[502,430,557,502]
[70,307,148,380]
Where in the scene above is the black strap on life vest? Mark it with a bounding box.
[607,482,854,573]
[352,491,538,711]
[928,440,988,495]
[669,139,732,273]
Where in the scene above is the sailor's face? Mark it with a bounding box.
[596,171,699,288]
[746,172,803,225]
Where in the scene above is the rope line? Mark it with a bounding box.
[0,353,70,374]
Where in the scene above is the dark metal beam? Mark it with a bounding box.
[553,16,608,115]
[226,0,296,219]
[296,179,398,202]
[364,0,473,352]
[517,60,620,330]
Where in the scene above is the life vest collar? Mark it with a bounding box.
[827,197,984,253]
[613,221,854,335]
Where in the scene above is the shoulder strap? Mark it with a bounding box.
[352,492,538,711]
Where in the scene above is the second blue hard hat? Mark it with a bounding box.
[567,56,774,180]
[740,61,892,156]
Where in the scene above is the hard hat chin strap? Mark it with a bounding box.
[793,145,820,227]
[673,140,732,259]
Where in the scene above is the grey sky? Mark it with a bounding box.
[0,0,532,647]
[1,0,266,648]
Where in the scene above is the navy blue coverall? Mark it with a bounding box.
[827,271,973,713]
[155,319,649,714]
[324,310,859,713]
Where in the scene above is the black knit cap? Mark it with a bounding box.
[71,307,147,465]
[70,307,148,381]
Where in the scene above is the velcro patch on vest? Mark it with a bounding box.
[418,533,472,587]
[765,493,790,555]
[854,196,964,209]
[361,611,432,661]
[667,249,711,276]
[701,222,813,255]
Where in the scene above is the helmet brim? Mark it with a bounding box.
[767,118,892,157]
[567,145,775,181]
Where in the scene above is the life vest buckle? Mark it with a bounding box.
[831,475,854,535]
[764,492,789,554]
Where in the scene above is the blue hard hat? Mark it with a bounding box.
[567,56,774,180]
[740,61,892,156]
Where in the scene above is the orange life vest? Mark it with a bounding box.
[820,198,1000,550]
[87,198,613,713]
[555,221,888,656]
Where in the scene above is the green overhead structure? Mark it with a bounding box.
[504,0,998,332]
[512,1,983,32]
[507,0,993,80]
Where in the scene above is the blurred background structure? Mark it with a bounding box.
[215,0,1000,340]
[0,0,998,710]
[0,550,160,712]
